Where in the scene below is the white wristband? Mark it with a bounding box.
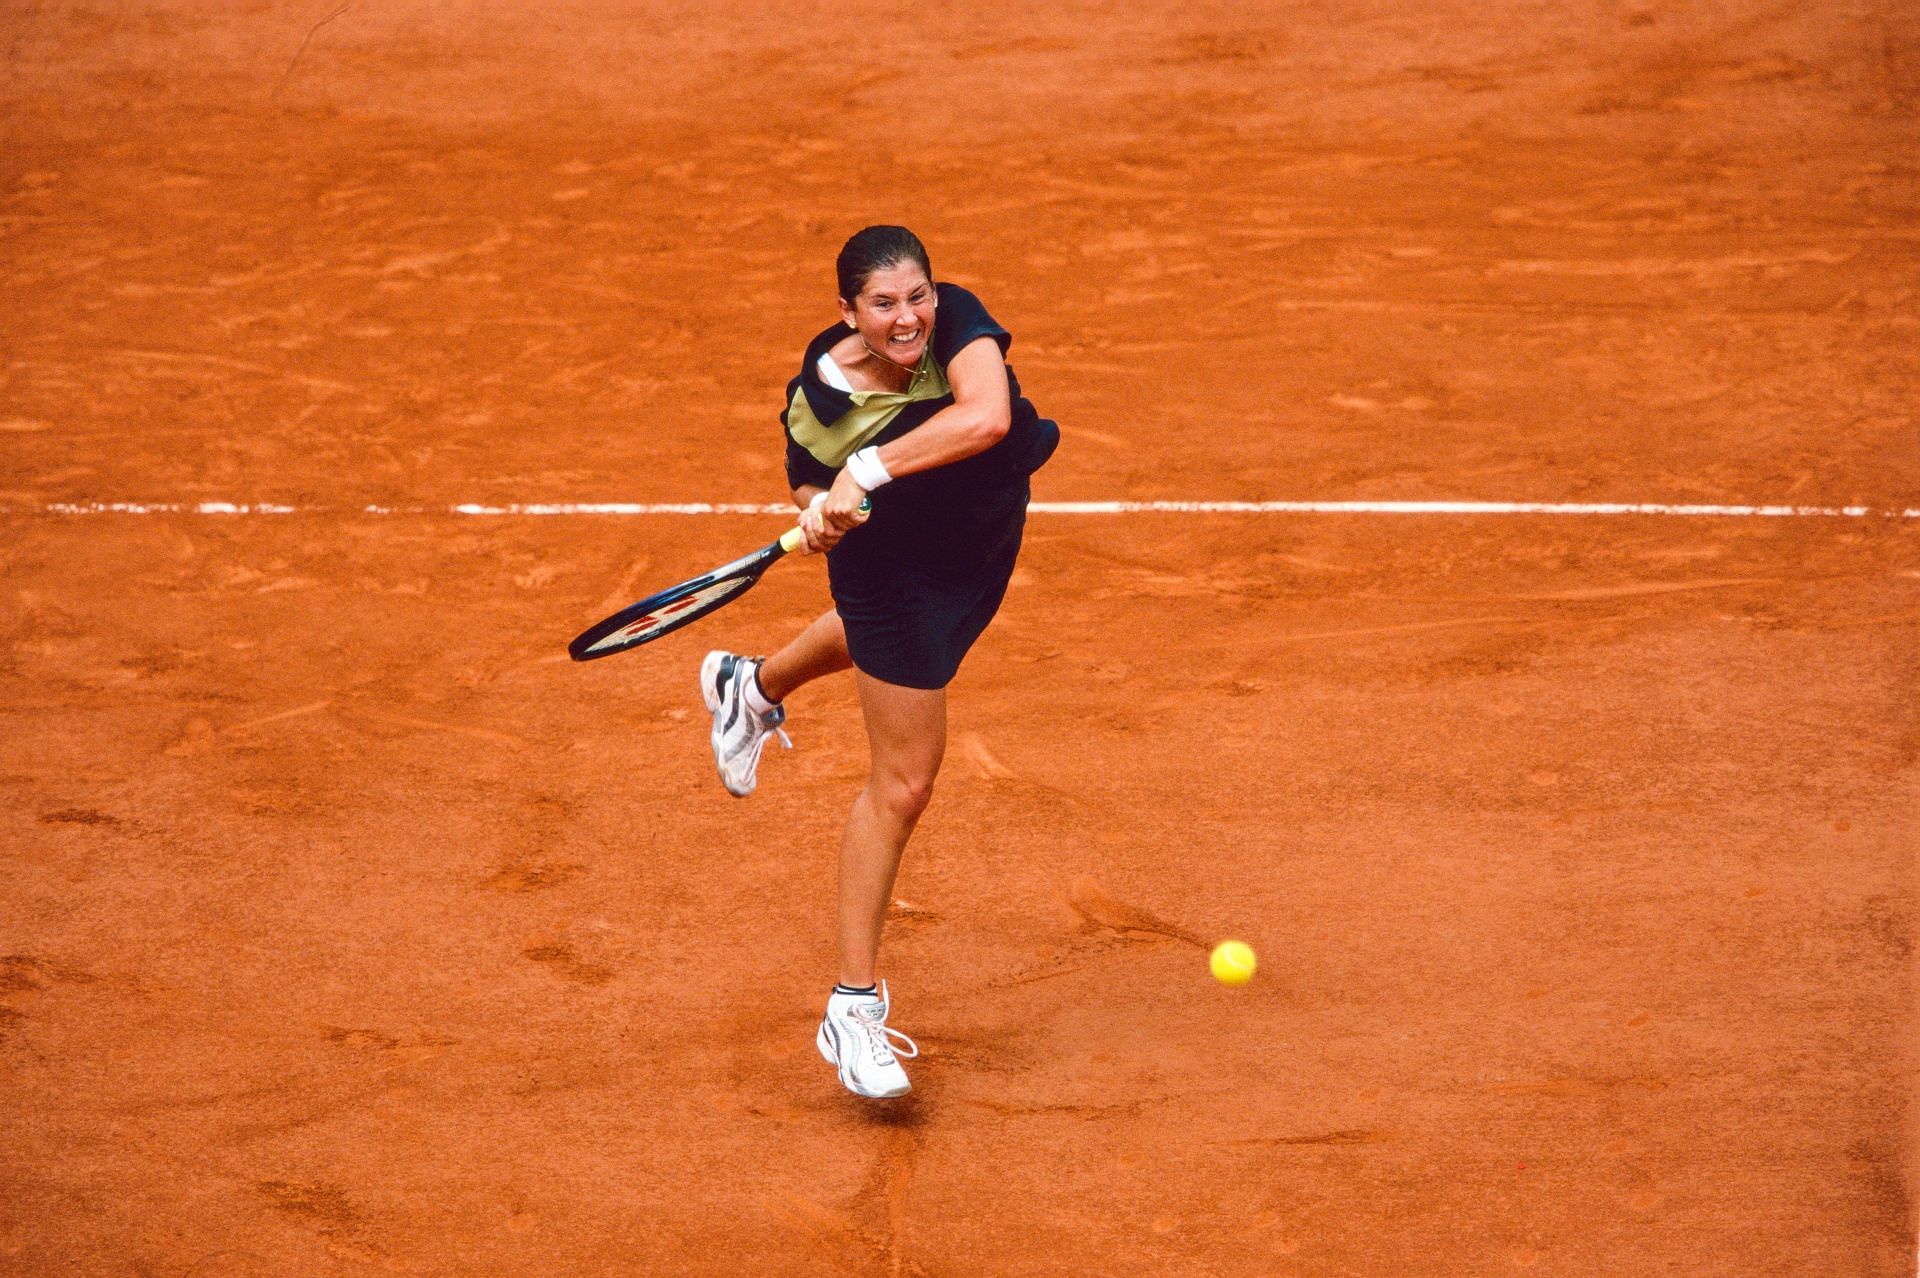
[845,446,893,492]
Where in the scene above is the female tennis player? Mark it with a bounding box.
[700,226,1059,1098]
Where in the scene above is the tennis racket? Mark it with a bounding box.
[567,501,865,661]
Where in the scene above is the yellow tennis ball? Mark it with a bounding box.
[1210,939,1256,986]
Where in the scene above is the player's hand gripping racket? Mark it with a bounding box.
[567,499,866,661]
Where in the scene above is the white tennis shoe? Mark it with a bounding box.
[701,650,791,798]
[817,983,918,1099]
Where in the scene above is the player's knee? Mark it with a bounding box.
[874,770,936,821]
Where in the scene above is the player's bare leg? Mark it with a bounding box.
[837,672,946,987]
[758,608,850,702]
[815,671,940,1097]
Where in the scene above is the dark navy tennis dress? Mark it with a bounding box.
[782,283,1060,689]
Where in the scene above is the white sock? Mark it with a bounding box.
[742,663,778,715]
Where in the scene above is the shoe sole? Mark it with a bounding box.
[816,1021,910,1099]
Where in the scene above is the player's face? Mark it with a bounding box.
[841,261,936,369]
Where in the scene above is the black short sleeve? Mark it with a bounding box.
[931,283,1010,367]
[783,396,839,491]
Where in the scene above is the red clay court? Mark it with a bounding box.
[3,3,1917,1274]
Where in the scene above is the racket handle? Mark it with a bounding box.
[782,495,872,554]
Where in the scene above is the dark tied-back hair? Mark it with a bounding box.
[836,226,932,302]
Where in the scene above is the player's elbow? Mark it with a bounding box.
[976,405,1011,446]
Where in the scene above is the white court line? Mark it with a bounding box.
[15,500,1920,518]
[1040,500,1920,518]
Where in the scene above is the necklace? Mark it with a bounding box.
[858,338,917,393]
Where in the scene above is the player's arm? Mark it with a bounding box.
[867,336,1011,477]
[818,337,1010,527]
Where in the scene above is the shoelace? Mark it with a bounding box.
[862,1020,919,1067]
[741,711,790,761]
[730,712,791,789]
[851,982,918,1066]
[747,660,790,751]
[735,704,790,754]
